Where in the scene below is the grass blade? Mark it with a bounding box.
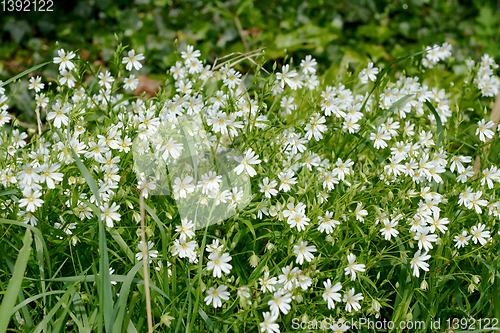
[424,100,444,147]
[0,229,33,333]
[11,291,66,314]
[0,61,51,88]
[71,147,114,332]
[111,261,143,333]
[0,189,18,197]
[32,283,78,333]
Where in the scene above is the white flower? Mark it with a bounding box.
[123,75,139,90]
[278,170,297,192]
[223,69,242,89]
[175,218,195,242]
[354,202,368,222]
[259,271,277,293]
[276,64,298,89]
[359,62,379,84]
[98,71,115,90]
[237,286,251,302]
[454,230,471,249]
[260,177,278,198]
[317,211,340,234]
[204,285,230,308]
[234,148,261,177]
[426,210,449,234]
[277,265,299,291]
[300,55,317,74]
[332,158,354,181]
[172,176,195,199]
[287,212,310,231]
[457,166,474,183]
[410,250,431,277]
[414,227,438,252]
[458,187,473,207]
[53,49,76,71]
[476,119,495,142]
[172,239,198,259]
[181,45,201,65]
[343,288,363,312]
[268,291,292,316]
[38,163,63,189]
[322,172,339,191]
[17,164,41,184]
[297,274,312,290]
[100,202,121,228]
[293,241,317,265]
[162,138,183,160]
[450,155,471,173]
[47,102,69,128]
[471,223,490,245]
[122,49,145,71]
[260,312,280,333]
[380,218,399,240]
[137,177,157,199]
[322,279,342,309]
[206,239,223,255]
[207,252,233,278]
[59,70,76,88]
[135,240,158,263]
[29,76,44,92]
[54,218,77,236]
[344,253,366,281]
[481,166,500,189]
[370,127,391,149]
[35,93,49,108]
[18,189,44,212]
[469,191,488,214]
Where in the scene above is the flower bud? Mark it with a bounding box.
[371,299,381,313]
[249,253,260,268]
[420,280,428,291]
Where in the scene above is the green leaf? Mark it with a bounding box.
[32,283,78,333]
[70,147,113,332]
[377,94,414,130]
[0,229,33,333]
[0,189,18,197]
[71,148,101,207]
[0,61,52,88]
[111,261,143,333]
[424,100,444,147]
[359,48,432,115]
[11,290,66,315]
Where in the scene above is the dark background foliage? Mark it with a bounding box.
[1,0,499,78]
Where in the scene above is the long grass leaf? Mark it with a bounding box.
[112,261,143,333]
[11,291,66,314]
[0,189,18,197]
[0,61,52,88]
[0,218,51,268]
[0,229,33,333]
[358,49,430,115]
[424,100,444,147]
[70,148,113,331]
[32,283,78,333]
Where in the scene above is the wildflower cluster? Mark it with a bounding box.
[0,41,499,331]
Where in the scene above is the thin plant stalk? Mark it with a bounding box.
[139,194,153,333]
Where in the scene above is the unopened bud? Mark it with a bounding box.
[249,253,260,268]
